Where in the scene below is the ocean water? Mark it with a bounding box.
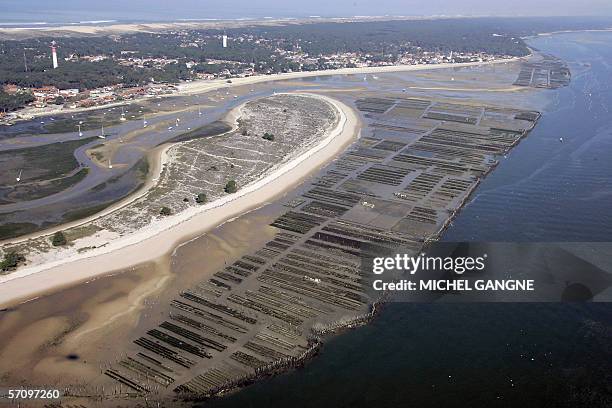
[0,0,376,25]
[444,32,612,242]
[0,0,309,25]
[201,31,612,408]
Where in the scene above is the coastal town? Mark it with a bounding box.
[0,28,515,125]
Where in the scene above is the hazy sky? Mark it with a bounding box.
[2,0,612,22]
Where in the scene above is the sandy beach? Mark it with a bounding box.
[0,93,360,307]
[182,58,521,93]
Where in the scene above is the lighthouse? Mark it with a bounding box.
[222,34,228,48]
[51,41,59,69]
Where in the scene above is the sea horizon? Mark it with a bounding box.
[0,15,477,28]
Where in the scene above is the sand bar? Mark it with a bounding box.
[0,94,359,307]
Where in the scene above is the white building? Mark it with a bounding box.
[51,42,59,69]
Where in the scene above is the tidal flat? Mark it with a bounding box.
[0,56,563,406]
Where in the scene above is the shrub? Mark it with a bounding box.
[51,231,67,246]
[195,193,207,204]
[0,251,25,271]
[160,206,172,216]
[262,132,275,141]
[224,180,238,194]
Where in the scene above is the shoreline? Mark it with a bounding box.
[0,112,241,247]
[0,93,360,308]
[0,16,500,38]
[0,56,524,244]
[4,57,523,123]
[527,28,612,39]
[195,296,387,401]
[178,58,522,95]
[0,144,168,246]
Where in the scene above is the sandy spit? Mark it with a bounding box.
[0,93,360,307]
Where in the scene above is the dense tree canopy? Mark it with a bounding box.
[2,16,609,108]
[0,90,34,112]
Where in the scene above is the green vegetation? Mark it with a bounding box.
[3,18,612,93]
[51,231,67,246]
[160,206,172,216]
[236,19,533,59]
[64,225,102,242]
[262,132,275,141]
[134,157,150,182]
[0,251,25,272]
[0,157,153,241]
[61,201,115,223]
[163,121,232,144]
[0,18,558,93]
[195,192,208,204]
[0,222,39,241]
[224,180,238,194]
[1,57,182,90]
[0,90,35,112]
[89,150,105,162]
[7,168,89,203]
[0,137,96,186]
